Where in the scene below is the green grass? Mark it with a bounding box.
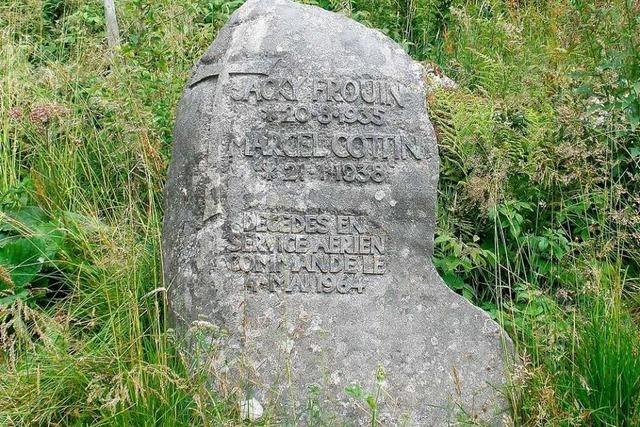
[1,0,639,425]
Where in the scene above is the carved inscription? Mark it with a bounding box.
[231,77,405,106]
[239,130,426,183]
[219,73,400,293]
[222,212,386,294]
[242,131,426,160]
[251,159,388,183]
[260,104,387,126]
[226,75,429,184]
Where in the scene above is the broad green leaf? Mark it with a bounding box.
[366,395,377,410]
[0,289,29,306]
[0,206,48,232]
[538,237,549,251]
[344,384,363,400]
[1,206,64,260]
[0,237,47,288]
[443,272,466,290]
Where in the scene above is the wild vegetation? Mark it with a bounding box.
[1,0,639,425]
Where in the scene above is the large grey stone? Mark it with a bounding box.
[162,0,512,424]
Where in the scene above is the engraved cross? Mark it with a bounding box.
[188,57,279,88]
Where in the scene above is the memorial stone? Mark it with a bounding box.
[163,0,512,424]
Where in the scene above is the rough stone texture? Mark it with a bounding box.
[163,0,512,425]
[423,62,458,93]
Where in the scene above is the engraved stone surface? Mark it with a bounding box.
[162,0,512,424]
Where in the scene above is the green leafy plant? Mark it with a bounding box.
[0,186,66,306]
[345,365,386,426]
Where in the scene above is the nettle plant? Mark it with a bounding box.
[0,180,67,306]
